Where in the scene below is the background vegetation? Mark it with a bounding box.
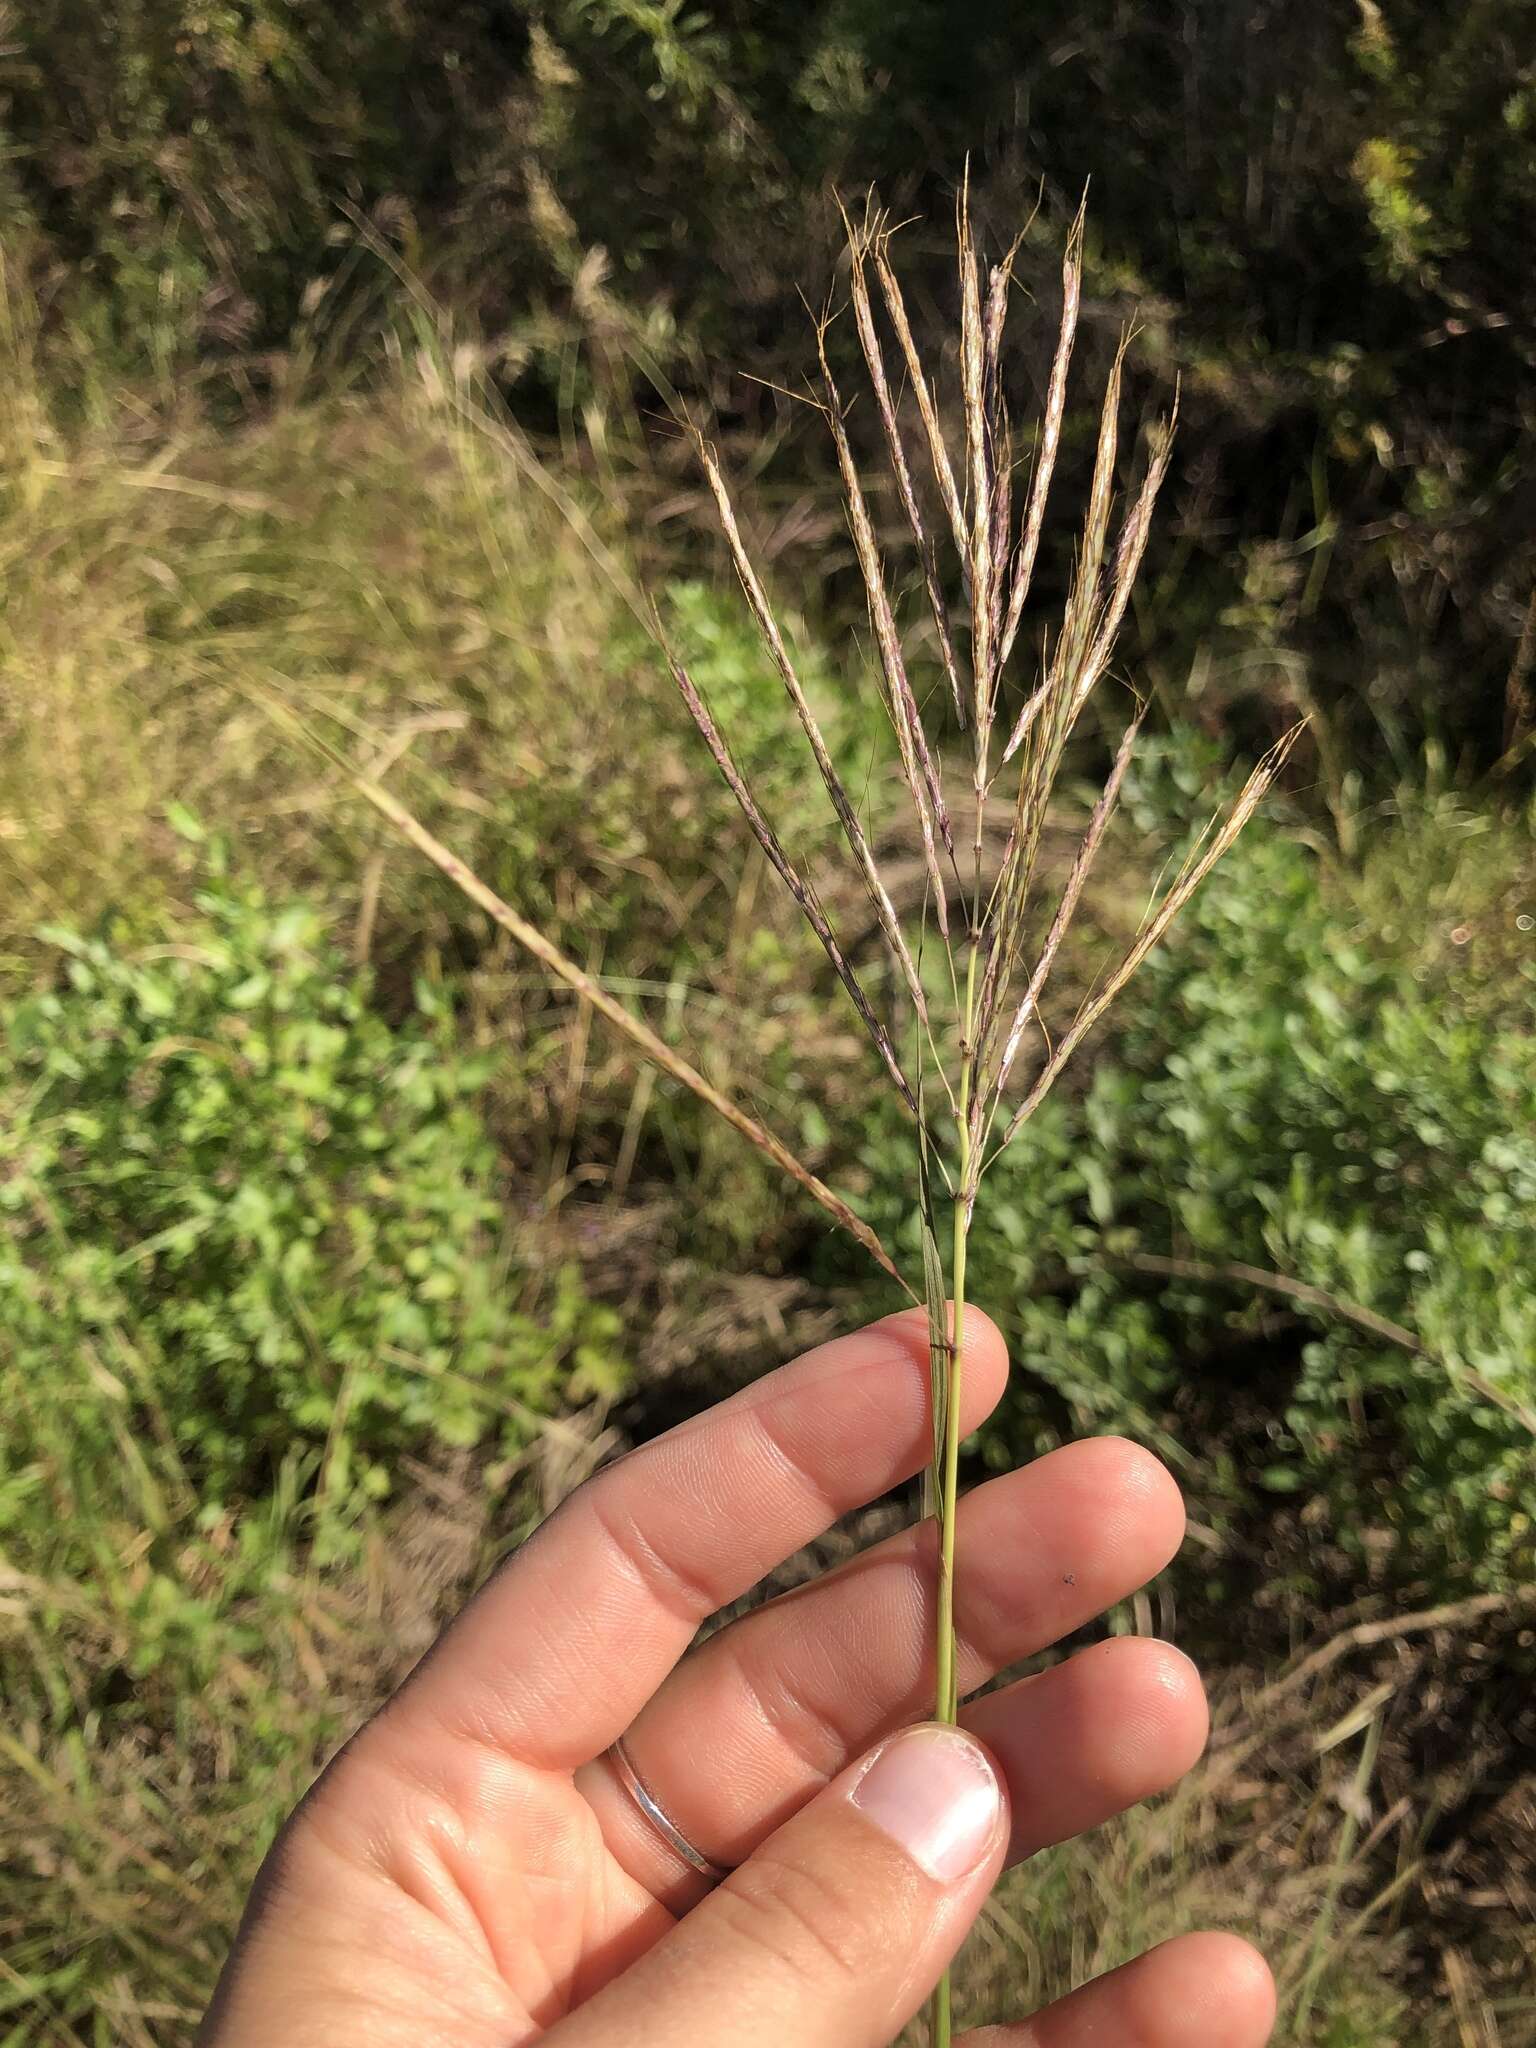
[1,5,1532,2042]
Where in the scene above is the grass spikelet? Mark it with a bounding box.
[987,706,1144,1120]
[871,225,968,564]
[1001,202,1085,674]
[997,724,1305,1154]
[958,174,997,757]
[815,320,954,925]
[696,433,932,1023]
[843,202,967,727]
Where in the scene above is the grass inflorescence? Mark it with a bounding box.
[659,185,1300,2044]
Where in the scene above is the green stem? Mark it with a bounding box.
[935,1172,969,1727]
[931,940,979,2048]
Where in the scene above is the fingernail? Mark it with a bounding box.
[848,1725,1002,1881]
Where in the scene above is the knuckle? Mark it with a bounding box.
[713,1850,882,1986]
[748,1400,842,1529]
[715,1627,859,1781]
[587,1480,724,1628]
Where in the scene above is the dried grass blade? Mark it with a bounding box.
[1000,205,1084,676]
[351,762,913,1291]
[698,436,931,1023]
[871,229,967,562]
[997,725,1305,1150]
[816,331,953,931]
[247,682,913,1290]
[667,645,920,1114]
[844,213,967,726]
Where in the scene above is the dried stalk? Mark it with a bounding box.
[353,777,912,1287]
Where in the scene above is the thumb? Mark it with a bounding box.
[554,1723,1008,2048]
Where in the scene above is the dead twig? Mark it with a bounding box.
[1120,1251,1536,1438]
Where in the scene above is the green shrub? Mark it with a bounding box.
[0,837,625,1512]
[1079,763,1536,1590]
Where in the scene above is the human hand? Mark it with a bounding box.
[198,1308,1274,2048]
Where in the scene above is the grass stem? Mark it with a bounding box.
[931,936,980,2047]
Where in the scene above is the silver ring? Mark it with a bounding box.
[607,1734,730,1883]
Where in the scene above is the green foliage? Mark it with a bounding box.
[0,0,494,366]
[1095,774,1535,1588]
[0,290,887,1332]
[0,845,626,1510]
[909,741,1536,1594]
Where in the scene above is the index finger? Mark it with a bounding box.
[385,1306,1008,1769]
